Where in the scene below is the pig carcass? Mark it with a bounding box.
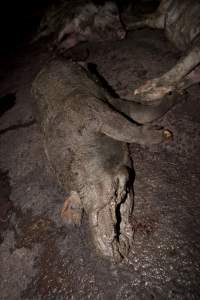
[32,58,176,262]
[126,0,200,103]
[33,1,126,51]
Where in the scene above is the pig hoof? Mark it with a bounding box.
[141,125,164,145]
[163,129,173,140]
[61,191,83,226]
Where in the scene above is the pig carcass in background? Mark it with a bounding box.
[33,1,126,52]
[126,0,200,104]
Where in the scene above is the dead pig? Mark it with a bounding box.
[33,1,126,51]
[32,59,174,262]
[126,0,200,103]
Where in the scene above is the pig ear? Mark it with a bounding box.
[61,191,83,226]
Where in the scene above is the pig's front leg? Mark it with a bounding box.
[100,108,172,146]
[133,43,200,104]
[104,89,182,124]
[82,64,181,124]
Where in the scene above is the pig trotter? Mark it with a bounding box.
[61,191,83,226]
[163,129,173,140]
[139,125,172,145]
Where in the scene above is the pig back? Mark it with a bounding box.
[32,59,102,128]
[32,59,130,196]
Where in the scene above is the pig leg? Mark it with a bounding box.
[106,91,183,124]
[84,64,182,124]
[133,42,200,104]
[100,108,172,145]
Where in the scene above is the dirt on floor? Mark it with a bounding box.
[0,27,200,299]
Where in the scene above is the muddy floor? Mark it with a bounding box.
[0,27,200,299]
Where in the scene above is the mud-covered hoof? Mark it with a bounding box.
[163,129,173,140]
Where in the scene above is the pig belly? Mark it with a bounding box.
[165,0,200,50]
